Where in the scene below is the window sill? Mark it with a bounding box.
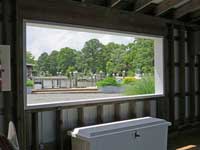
[25,94,165,112]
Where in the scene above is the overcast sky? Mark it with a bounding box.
[26,25,135,59]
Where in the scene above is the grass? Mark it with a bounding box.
[123,75,155,95]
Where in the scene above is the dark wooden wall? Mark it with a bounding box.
[0,0,200,150]
[0,0,17,135]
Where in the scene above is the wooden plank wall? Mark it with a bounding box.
[23,24,200,150]
[0,0,17,135]
[0,0,200,149]
[26,99,157,150]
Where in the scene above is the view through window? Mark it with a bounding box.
[25,22,163,106]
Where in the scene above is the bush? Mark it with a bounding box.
[96,77,120,87]
[26,80,34,87]
[122,77,136,85]
[123,75,155,95]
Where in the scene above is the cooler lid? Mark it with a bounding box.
[71,117,171,140]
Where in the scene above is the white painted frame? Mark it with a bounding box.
[23,20,164,109]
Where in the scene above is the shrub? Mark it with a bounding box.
[123,75,155,95]
[122,77,136,85]
[96,77,120,87]
[26,80,34,87]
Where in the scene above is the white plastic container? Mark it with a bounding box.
[71,117,171,150]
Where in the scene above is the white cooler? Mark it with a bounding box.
[71,117,171,150]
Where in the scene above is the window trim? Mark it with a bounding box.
[23,19,165,110]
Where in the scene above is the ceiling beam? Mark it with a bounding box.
[156,0,190,16]
[187,10,200,23]
[134,0,163,12]
[174,0,200,19]
[110,0,121,7]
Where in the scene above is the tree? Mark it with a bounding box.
[126,38,154,75]
[57,47,77,74]
[29,37,154,77]
[26,51,36,64]
[105,43,128,75]
[37,52,49,75]
[48,50,59,75]
[81,39,104,74]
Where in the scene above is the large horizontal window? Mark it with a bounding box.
[24,21,164,107]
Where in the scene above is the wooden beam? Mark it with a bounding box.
[187,10,200,23]
[168,24,175,126]
[18,0,167,37]
[187,30,195,123]
[178,26,186,125]
[110,0,121,7]
[156,0,190,16]
[174,0,200,19]
[134,0,163,13]
[197,55,200,121]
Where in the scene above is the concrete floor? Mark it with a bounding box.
[27,93,122,105]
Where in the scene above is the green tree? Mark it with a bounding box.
[81,39,104,74]
[37,52,49,74]
[126,38,154,75]
[58,47,77,74]
[48,50,59,75]
[26,51,36,64]
[105,43,128,75]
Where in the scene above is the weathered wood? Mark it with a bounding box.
[56,110,64,150]
[26,95,164,112]
[114,103,121,121]
[187,30,195,123]
[96,105,103,124]
[32,113,39,150]
[2,0,16,135]
[25,112,32,150]
[110,0,121,7]
[77,108,84,127]
[174,0,200,19]
[128,101,136,119]
[178,26,186,125]
[134,0,154,12]
[156,0,190,16]
[18,0,167,36]
[168,24,175,126]
[197,55,200,121]
[143,101,151,116]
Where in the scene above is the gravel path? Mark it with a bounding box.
[27,93,122,105]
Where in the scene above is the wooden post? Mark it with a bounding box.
[178,26,186,126]
[32,112,39,150]
[197,55,200,121]
[114,103,121,121]
[128,101,136,119]
[56,110,64,150]
[168,24,175,126]
[97,105,103,124]
[187,30,195,123]
[77,107,84,127]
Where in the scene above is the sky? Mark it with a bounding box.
[26,25,135,59]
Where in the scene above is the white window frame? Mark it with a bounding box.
[23,20,165,110]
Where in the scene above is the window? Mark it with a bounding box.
[24,21,164,107]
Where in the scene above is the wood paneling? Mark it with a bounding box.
[18,0,167,36]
